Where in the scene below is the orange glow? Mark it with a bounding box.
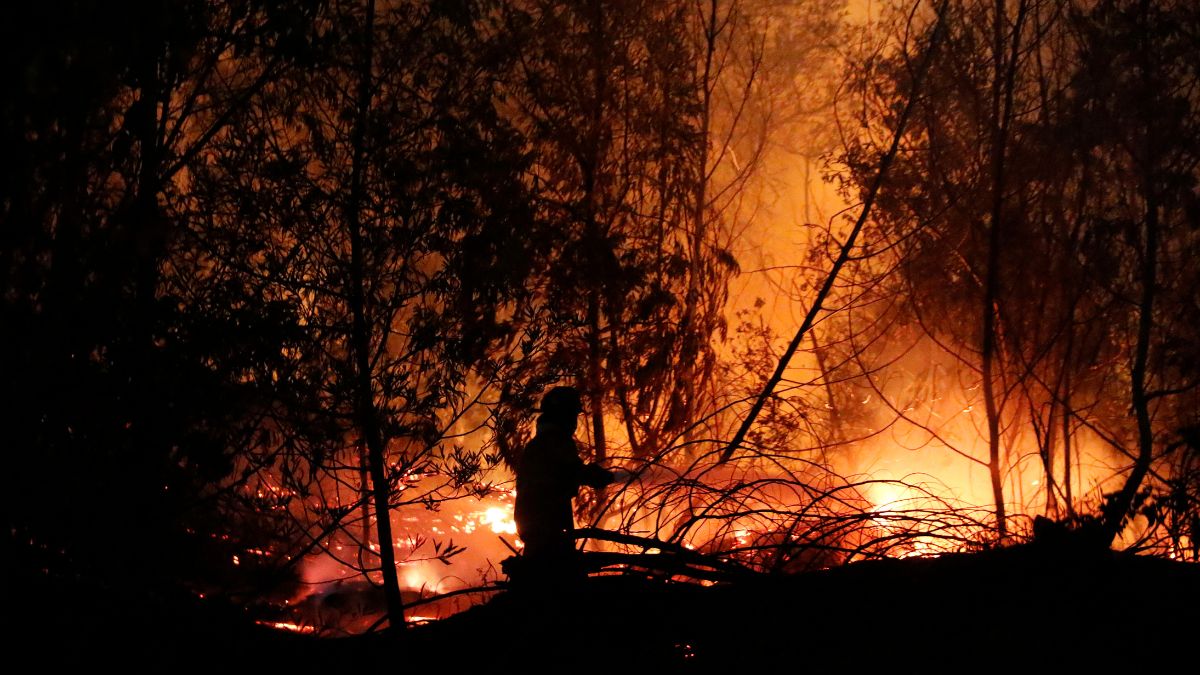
[480,507,516,535]
[256,621,315,634]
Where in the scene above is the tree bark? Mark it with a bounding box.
[584,0,608,472]
[675,0,720,443]
[1061,352,1074,517]
[980,0,1028,539]
[345,0,404,630]
[1103,180,1158,545]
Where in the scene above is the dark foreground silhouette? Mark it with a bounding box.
[12,537,1200,670]
[423,541,1200,670]
[510,386,613,586]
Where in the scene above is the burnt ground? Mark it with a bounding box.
[11,542,1199,672]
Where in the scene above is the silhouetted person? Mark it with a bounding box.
[514,386,613,582]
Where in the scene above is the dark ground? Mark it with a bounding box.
[11,542,1199,672]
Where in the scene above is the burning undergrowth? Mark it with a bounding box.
[243,435,1016,636]
[214,387,1198,642]
[591,443,996,575]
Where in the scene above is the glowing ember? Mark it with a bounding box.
[257,621,315,634]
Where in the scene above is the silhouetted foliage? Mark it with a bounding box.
[181,0,542,622]
[7,0,1200,651]
[490,0,742,466]
[2,0,323,594]
[836,0,1200,549]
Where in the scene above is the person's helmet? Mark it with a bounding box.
[539,386,583,418]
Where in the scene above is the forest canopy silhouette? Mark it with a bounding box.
[3,0,1198,658]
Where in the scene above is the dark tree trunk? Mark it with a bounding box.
[345,0,404,629]
[1103,183,1158,545]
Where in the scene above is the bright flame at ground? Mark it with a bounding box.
[257,620,316,634]
[480,506,516,534]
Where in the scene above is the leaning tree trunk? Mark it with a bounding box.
[718,0,952,464]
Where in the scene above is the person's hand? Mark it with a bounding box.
[583,463,614,488]
[607,467,634,484]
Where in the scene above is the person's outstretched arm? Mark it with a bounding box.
[580,462,614,489]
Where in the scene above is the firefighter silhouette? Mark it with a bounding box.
[514,386,613,579]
